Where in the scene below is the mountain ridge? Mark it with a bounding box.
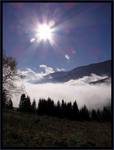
[36,60,111,84]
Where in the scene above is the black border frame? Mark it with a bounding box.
[0,0,113,149]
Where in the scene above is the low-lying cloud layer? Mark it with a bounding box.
[17,65,65,83]
[12,71,111,110]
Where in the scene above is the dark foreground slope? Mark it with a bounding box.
[3,110,112,148]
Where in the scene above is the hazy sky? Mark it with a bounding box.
[3,2,111,71]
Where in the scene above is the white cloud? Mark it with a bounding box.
[56,68,65,72]
[17,65,65,84]
[17,68,44,83]
[65,54,70,60]
[66,74,109,86]
[39,64,55,75]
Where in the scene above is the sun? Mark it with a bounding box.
[32,21,56,45]
[36,23,53,42]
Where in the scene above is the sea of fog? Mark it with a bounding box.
[12,74,111,110]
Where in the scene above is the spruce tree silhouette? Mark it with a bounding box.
[72,101,79,120]
[61,100,66,118]
[102,106,111,121]
[25,96,31,112]
[56,100,61,117]
[37,99,45,115]
[66,102,72,119]
[47,98,54,115]
[18,95,111,122]
[19,94,26,112]
[19,94,31,112]
[31,99,36,113]
[80,105,90,121]
[91,109,98,121]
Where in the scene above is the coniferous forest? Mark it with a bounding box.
[2,92,112,147]
[3,93,112,122]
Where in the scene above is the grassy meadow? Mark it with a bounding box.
[2,110,112,148]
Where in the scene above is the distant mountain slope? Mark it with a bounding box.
[89,77,111,85]
[39,60,111,83]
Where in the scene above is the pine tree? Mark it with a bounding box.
[72,101,79,120]
[19,94,32,112]
[19,94,26,112]
[91,109,98,121]
[56,100,61,117]
[66,102,72,119]
[80,105,90,121]
[31,99,36,113]
[37,99,44,115]
[61,100,66,118]
[102,106,111,121]
[25,96,31,112]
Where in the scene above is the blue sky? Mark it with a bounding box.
[3,2,111,71]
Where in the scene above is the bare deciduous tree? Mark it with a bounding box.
[3,55,16,84]
[3,55,17,104]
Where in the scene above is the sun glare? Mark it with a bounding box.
[36,23,53,42]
